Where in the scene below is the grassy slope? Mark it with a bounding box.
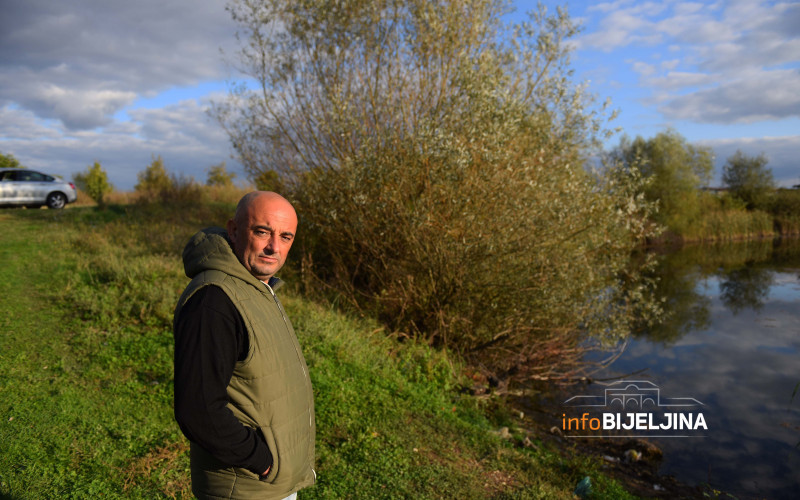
[0,207,634,499]
[0,210,186,498]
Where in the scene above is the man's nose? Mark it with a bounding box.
[264,235,277,252]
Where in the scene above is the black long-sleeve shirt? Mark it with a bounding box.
[173,285,272,475]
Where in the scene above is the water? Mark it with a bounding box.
[558,239,800,499]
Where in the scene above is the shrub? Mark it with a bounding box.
[206,161,236,187]
[217,0,659,381]
[668,193,774,242]
[134,155,173,200]
[769,189,800,216]
[73,161,114,209]
[0,150,23,169]
[133,155,210,207]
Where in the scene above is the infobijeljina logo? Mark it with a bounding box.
[561,380,707,438]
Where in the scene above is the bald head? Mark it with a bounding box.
[233,191,296,224]
[227,191,298,281]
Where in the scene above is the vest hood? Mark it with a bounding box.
[181,226,284,291]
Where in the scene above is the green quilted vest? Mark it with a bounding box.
[175,227,315,500]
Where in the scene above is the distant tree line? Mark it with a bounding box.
[67,156,241,209]
[607,129,793,240]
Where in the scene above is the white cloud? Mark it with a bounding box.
[1,0,797,192]
[588,0,638,15]
[0,106,63,141]
[38,86,138,129]
[673,2,706,16]
[647,70,717,90]
[577,3,666,51]
[0,99,242,190]
[577,1,800,125]
[0,1,246,189]
[631,61,657,77]
[660,59,680,71]
[0,0,238,131]
[668,18,731,44]
[660,69,800,123]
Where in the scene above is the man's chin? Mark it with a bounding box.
[252,265,279,281]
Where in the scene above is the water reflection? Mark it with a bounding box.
[636,239,799,344]
[718,264,772,314]
[566,239,800,499]
[633,251,711,345]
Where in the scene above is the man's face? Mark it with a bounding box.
[227,194,297,281]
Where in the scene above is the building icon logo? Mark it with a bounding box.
[564,380,703,409]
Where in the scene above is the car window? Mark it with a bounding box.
[0,171,12,181]
[17,171,46,182]
[5,171,25,181]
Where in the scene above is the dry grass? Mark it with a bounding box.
[72,188,137,207]
[72,183,256,210]
[121,439,192,499]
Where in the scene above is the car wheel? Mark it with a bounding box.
[46,192,67,209]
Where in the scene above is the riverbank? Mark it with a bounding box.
[0,206,639,499]
[460,383,723,499]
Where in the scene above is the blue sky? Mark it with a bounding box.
[538,0,799,186]
[571,4,795,126]
[1,0,798,189]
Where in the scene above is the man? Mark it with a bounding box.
[173,191,315,500]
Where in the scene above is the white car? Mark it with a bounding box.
[0,168,78,209]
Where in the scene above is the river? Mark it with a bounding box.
[552,239,800,499]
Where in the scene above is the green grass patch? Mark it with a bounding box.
[675,207,774,243]
[0,206,636,499]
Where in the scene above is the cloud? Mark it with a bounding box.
[0,0,238,130]
[631,61,657,78]
[38,86,138,129]
[0,0,246,189]
[1,0,796,192]
[660,69,800,123]
[0,100,242,190]
[0,106,62,141]
[577,1,800,125]
[577,9,662,51]
[645,70,717,90]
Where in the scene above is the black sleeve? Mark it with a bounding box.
[173,285,273,476]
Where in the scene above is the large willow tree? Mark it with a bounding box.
[214,0,658,382]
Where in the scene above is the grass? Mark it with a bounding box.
[657,190,800,244]
[684,208,774,242]
[0,204,637,499]
[660,202,775,244]
[0,209,187,498]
